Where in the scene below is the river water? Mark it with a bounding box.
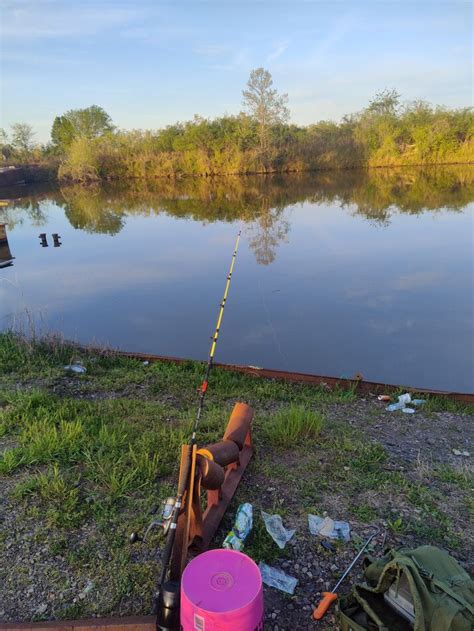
[1,167,473,392]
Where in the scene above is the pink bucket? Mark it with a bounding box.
[181,549,264,631]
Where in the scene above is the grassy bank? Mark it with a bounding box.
[0,333,473,627]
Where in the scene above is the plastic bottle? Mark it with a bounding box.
[223,503,253,551]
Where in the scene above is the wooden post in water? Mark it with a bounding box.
[0,223,14,268]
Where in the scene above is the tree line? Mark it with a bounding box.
[1,69,472,181]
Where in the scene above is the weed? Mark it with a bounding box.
[10,474,41,498]
[36,464,83,527]
[387,516,405,533]
[350,443,387,472]
[0,447,25,473]
[57,602,87,620]
[436,463,473,489]
[20,418,85,466]
[49,535,69,555]
[263,405,324,447]
[84,451,140,502]
[351,504,378,521]
[421,396,474,416]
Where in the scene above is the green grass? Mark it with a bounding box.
[242,511,288,564]
[435,463,473,489]
[36,465,83,527]
[350,504,378,522]
[263,405,324,447]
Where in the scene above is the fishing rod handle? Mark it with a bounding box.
[159,522,179,586]
[313,591,337,620]
[158,447,193,586]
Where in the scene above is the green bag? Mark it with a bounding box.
[339,545,474,631]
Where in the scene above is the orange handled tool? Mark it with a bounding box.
[313,591,338,619]
[312,529,380,621]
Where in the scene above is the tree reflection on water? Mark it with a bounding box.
[1,165,472,264]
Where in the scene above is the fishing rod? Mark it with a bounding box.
[131,230,242,631]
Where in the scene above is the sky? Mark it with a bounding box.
[1,0,472,143]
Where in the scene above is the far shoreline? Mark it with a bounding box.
[0,159,473,188]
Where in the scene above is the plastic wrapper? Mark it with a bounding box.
[64,363,86,374]
[386,393,417,413]
[261,511,295,549]
[259,562,298,595]
[223,502,253,551]
[308,514,350,541]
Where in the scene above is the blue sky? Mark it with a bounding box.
[1,0,472,143]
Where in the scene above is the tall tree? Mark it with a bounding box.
[242,68,289,151]
[0,128,11,160]
[10,123,36,158]
[51,105,114,149]
[367,89,401,117]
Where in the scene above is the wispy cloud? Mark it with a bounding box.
[266,39,290,63]
[2,51,81,66]
[1,0,138,39]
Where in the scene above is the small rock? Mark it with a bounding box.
[330,564,338,572]
[35,604,48,615]
[452,449,470,457]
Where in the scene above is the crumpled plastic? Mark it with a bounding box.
[261,511,295,549]
[64,362,86,374]
[308,514,351,541]
[386,393,421,413]
[259,562,298,594]
[223,503,253,551]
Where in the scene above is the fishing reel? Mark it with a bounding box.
[130,497,176,544]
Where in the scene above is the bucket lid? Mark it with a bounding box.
[181,549,262,614]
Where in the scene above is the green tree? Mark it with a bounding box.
[367,88,401,117]
[51,105,114,149]
[242,67,289,151]
[10,123,36,159]
[0,128,12,160]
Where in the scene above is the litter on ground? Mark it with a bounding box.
[308,514,351,541]
[223,503,253,551]
[261,511,295,549]
[452,449,470,457]
[386,393,418,413]
[259,562,298,595]
[64,363,86,374]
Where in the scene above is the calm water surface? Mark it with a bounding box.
[1,167,473,392]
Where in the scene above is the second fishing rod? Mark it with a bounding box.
[153,230,242,630]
